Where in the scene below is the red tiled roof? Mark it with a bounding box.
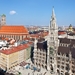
[58,31,66,35]
[30,32,48,38]
[0,42,33,55]
[0,26,28,34]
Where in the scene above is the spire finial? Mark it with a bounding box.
[52,6,55,17]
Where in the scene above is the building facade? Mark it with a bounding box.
[0,14,29,41]
[0,26,28,41]
[33,7,75,75]
[0,43,32,71]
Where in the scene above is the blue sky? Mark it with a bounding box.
[0,0,75,26]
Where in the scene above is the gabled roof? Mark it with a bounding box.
[0,26,28,34]
[0,42,33,55]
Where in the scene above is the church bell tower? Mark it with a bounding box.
[1,14,6,26]
[47,7,58,74]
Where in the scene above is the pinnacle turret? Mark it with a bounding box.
[51,6,56,21]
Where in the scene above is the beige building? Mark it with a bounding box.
[0,42,32,71]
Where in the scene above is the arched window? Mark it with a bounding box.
[66,54,69,57]
[58,53,60,55]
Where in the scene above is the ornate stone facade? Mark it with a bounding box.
[33,7,75,75]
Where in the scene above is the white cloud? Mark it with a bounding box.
[9,10,16,15]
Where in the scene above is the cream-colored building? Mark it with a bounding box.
[0,42,32,71]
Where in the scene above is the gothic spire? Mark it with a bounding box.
[49,6,55,35]
[52,6,55,18]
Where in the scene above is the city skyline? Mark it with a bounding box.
[0,0,75,26]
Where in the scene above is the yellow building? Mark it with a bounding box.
[0,42,32,71]
[68,24,74,32]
